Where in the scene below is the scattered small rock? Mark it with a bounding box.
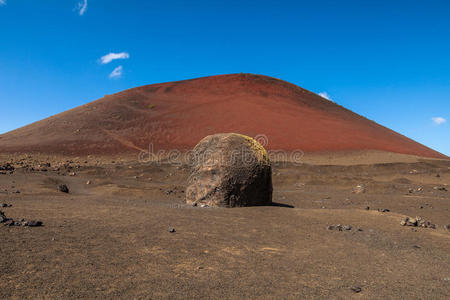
[433,186,447,191]
[3,219,15,226]
[0,210,42,227]
[327,224,352,231]
[443,224,450,231]
[86,180,91,185]
[400,216,436,229]
[58,184,69,193]
[378,208,390,213]
[192,202,198,207]
[295,182,305,188]
[23,220,43,227]
[351,286,362,293]
[436,174,440,178]
[352,184,366,194]
[0,210,9,223]
[1,203,12,208]
[169,227,176,233]
[200,204,208,208]
[364,206,370,210]
[0,163,15,172]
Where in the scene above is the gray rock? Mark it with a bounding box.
[24,220,43,227]
[58,184,69,193]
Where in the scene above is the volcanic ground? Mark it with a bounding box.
[0,74,449,299]
[0,151,449,299]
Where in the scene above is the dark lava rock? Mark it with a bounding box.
[169,227,176,233]
[58,184,69,193]
[434,186,448,191]
[186,133,272,207]
[351,286,362,293]
[0,210,8,223]
[328,224,352,231]
[343,225,352,231]
[3,219,15,226]
[0,163,15,172]
[364,206,370,210]
[24,220,43,227]
[378,208,390,213]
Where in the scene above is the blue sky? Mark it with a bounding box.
[0,0,449,155]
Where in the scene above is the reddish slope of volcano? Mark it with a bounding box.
[0,74,446,158]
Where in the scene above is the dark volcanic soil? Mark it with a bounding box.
[0,153,449,299]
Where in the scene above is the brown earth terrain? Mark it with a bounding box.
[0,74,446,158]
[1,152,449,299]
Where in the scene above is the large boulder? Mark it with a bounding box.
[185,133,272,207]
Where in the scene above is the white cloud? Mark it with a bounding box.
[76,0,88,16]
[432,117,446,125]
[0,0,6,6]
[109,65,123,79]
[318,92,333,101]
[100,52,130,64]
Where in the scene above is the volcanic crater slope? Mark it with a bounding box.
[0,73,446,158]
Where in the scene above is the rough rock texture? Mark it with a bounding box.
[186,133,272,207]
